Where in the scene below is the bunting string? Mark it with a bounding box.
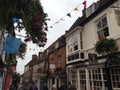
[48,0,86,28]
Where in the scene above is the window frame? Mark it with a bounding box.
[88,68,107,90]
[115,9,120,26]
[96,16,109,38]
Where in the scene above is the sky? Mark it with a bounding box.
[16,0,99,74]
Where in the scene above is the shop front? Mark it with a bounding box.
[67,54,120,90]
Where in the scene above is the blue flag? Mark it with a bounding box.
[12,18,19,23]
[2,36,21,53]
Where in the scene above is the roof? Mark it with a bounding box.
[66,0,117,34]
[79,0,117,26]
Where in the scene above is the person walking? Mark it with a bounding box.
[33,86,38,90]
[43,83,48,90]
[58,85,65,90]
[51,84,57,90]
[9,85,15,90]
[67,85,77,90]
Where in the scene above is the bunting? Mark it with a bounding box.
[67,13,71,17]
[82,0,86,7]
[74,7,79,11]
[48,0,87,29]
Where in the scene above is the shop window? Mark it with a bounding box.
[110,67,120,89]
[88,68,107,90]
[96,16,109,38]
[79,69,86,90]
[68,68,77,86]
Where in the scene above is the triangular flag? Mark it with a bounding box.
[67,13,71,17]
[74,7,79,11]
[60,18,65,21]
[55,21,60,24]
[82,0,86,7]
[50,26,53,28]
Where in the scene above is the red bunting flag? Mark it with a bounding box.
[82,0,86,7]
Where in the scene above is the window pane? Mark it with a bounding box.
[79,69,86,90]
[102,17,107,27]
[97,21,101,30]
[98,30,104,38]
[103,27,109,37]
[74,43,78,51]
[88,68,107,90]
[75,53,79,59]
[115,10,120,26]
[96,16,109,38]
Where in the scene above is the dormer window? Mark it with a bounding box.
[115,10,120,26]
[96,16,109,38]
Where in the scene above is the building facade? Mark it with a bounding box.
[65,0,120,90]
[47,35,66,90]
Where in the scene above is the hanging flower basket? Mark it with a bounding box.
[54,67,65,75]
[95,38,119,55]
[0,0,48,47]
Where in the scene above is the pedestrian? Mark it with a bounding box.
[29,87,33,90]
[51,84,57,90]
[43,83,48,90]
[9,85,15,90]
[67,85,77,90]
[58,85,65,90]
[67,81,71,89]
[33,86,38,90]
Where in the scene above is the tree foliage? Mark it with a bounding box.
[0,0,48,47]
[12,72,21,89]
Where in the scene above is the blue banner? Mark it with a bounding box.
[2,36,21,54]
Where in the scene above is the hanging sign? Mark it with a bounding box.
[2,36,21,54]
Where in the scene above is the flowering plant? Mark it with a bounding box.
[95,37,119,55]
[0,0,48,47]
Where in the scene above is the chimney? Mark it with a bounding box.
[32,54,38,60]
[39,52,43,59]
[82,7,86,16]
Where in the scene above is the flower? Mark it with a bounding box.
[0,0,48,46]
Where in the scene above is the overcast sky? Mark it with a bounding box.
[16,0,99,74]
